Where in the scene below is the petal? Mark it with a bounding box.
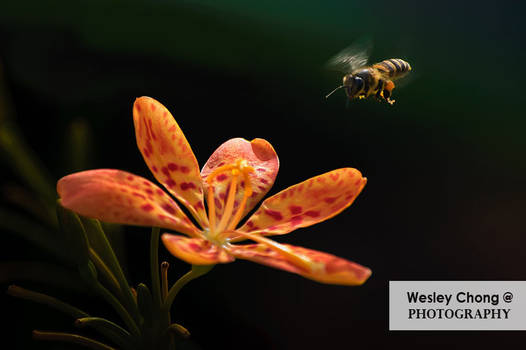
[229,243,371,285]
[201,138,279,224]
[133,97,208,227]
[235,168,366,239]
[57,169,200,237]
[161,234,234,265]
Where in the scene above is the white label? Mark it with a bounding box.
[389,281,526,330]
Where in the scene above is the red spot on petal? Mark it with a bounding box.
[330,173,340,181]
[180,182,196,191]
[219,192,226,200]
[141,204,154,212]
[132,192,146,200]
[195,201,204,210]
[290,215,303,226]
[260,178,268,184]
[165,179,176,189]
[127,176,134,181]
[289,205,302,215]
[214,198,223,210]
[152,166,158,173]
[324,196,337,204]
[162,204,176,215]
[180,166,190,173]
[148,119,157,140]
[143,148,150,158]
[145,189,154,195]
[257,168,266,172]
[156,189,164,196]
[304,210,320,218]
[167,163,179,171]
[264,209,283,221]
[162,167,170,177]
[150,103,156,111]
[216,174,227,182]
[135,103,141,112]
[189,243,202,252]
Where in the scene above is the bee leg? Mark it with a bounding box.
[383,81,396,105]
[375,79,385,101]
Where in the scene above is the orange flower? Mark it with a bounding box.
[58,97,371,285]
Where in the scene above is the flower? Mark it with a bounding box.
[58,97,371,285]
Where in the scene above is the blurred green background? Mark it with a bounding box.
[1,0,525,349]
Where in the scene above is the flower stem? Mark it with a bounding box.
[33,330,116,350]
[7,285,88,319]
[163,265,214,311]
[150,227,162,312]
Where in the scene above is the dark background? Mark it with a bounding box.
[1,0,526,349]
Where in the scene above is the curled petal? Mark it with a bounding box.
[161,234,234,265]
[229,243,371,285]
[57,169,200,237]
[235,168,366,239]
[201,138,279,225]
[133,97,208,227]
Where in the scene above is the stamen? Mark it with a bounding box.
[230,231,314,272]
[215,169,239,234]
[161,261,169,301]
[207,185,216,232]
[205,159,255,237]
[226,169,254,230]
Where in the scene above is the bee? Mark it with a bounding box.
[325,43,412,105]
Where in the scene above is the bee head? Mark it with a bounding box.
[343,74,364,99]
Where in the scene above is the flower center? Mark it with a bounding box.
[206,159,255,239]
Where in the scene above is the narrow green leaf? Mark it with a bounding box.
[81,217,140,325]
[0,207,72,262]
[0,261,87,293]
[7,285,89,319]
[57,201,90,266]
[75,317,134,350]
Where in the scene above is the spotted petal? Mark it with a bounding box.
[161,234,234,265]
[230,243,371,285]
[133,97,207,227]
[235,168,366,239]
[57,169,200,237]
[201,138,279,224]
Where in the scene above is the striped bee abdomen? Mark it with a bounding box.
[373,58,411,79]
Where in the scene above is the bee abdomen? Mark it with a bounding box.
[373,59,411,79]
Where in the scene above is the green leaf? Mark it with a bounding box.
[7,285,89,319]
[0,261,87,293]
[81,217,140,325]
[57,201,90,266]
[0,207,71,262]
[75,317,134,350]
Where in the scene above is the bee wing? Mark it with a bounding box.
[325,40,372,73]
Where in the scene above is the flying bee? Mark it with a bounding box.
[325,43,412,105]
